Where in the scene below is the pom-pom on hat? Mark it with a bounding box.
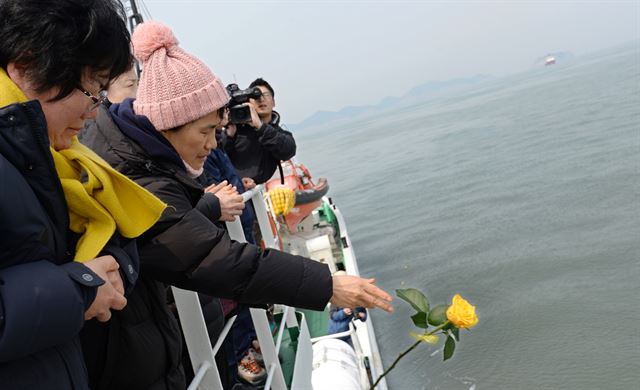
[131,21,229,131]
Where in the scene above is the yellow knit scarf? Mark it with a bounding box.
[1,69,166,262]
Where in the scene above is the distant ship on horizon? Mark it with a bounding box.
[533,51,573,68]
[545,54,556,66]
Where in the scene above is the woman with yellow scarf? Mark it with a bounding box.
[0,1,165,389]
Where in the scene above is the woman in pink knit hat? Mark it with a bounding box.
[82,21,393,389]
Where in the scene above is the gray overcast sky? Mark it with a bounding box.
[140,1,639,123]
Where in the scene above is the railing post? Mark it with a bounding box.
[250,308,288,390]
[290,312,313,389]
[227,189,286,389]
[250,187,279,249]
[172,287,223,390]
[224,216,246,243]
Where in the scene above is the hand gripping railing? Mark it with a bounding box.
[175,185,314,389]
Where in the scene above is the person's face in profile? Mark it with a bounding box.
[161,110,223,170]
[8,63,109,150]
[107,68,139,104]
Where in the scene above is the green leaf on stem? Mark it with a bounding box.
[427,304,448,326]
[411,312,428,328]
[443,335,456,361]
[451,326,460,341]
[396,288,430,313]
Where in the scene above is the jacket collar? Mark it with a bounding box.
[270,110,281,126]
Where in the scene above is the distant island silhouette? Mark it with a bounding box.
[290,75,492,131]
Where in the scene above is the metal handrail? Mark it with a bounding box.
[212,315,236,355]
[263,363,278,390]
[240,184,262,202]
[273,306,291,353]
[329,201,389,390]
[310,329,354,343]
[187,361,211,390]
[175,185,315,389]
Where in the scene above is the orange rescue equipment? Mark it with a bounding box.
[266,160,329,233]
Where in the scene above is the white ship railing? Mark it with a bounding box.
[173,185,314,390]
[326,197,388,390]
[174,185,388,390]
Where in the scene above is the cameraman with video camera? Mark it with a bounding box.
[222,78,296,184]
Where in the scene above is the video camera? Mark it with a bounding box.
[226,83,262,124]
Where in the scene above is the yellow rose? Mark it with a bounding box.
[446,294,478,329]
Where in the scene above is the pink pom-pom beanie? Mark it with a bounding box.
[131,21,229,131]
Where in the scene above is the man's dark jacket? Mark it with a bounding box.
[202,149,256,244]
[222,111,296,184]
[81,100,332,389]
[0,100,137,389]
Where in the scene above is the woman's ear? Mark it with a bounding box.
[6,62,29,91]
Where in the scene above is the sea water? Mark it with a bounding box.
[295,43,640,389]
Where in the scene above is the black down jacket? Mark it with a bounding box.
[222,111,296,184]
[0,100,138,389]
[80,102,332,389]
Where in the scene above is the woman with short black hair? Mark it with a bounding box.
[0,1,165,388]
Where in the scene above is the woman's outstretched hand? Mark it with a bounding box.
[330,275,393,313]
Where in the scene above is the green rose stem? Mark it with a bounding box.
[370,321,450,390]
